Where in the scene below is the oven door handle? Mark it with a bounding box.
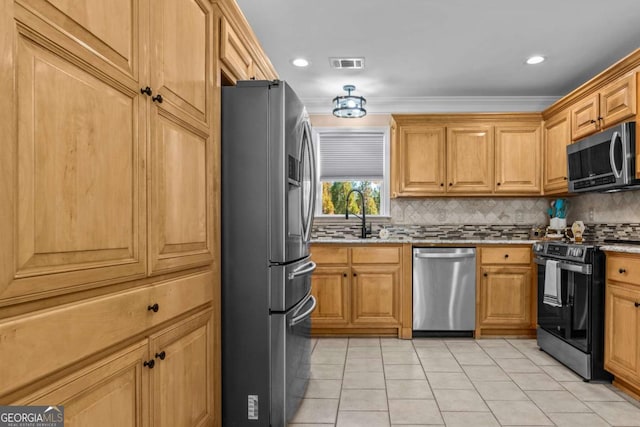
[534,258,592,275]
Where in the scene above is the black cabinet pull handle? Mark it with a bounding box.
[143,360,155,369]
[590,119,597,124]
[563,176,568,180]
[140,86,152,96]
[152,94,163,103]
[147,303,159,312]
[635,302,640,307]
[619,268,626,274]
[155,351,166,360]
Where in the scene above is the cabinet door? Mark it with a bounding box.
[150,310,214,427]
[2,18,146,304]
[600,73,637,128]
[571,94,599,140]
[311,267,350,326]
[17,341,149,427]
[479,266,532,328]
[219,16,254,83]
[151,0,212,126]
[605,283,640,380]
[494,124,541,194]
[394,126,446,195]
[447,127,494,193]
[351,265,400,325]
[543,112,570,194]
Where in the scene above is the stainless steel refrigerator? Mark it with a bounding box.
[222,80,317,426]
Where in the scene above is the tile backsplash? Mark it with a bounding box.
[569,191,640,224]
[389,198,551,225]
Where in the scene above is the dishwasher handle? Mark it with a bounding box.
[414,252,475,260]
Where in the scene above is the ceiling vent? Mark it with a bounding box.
[330,57,365,70]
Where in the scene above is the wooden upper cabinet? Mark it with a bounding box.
[16,341,149,427]
[600,73,637,128]
[571,94,599,140]
[543,111,570,194]
[150,310,215,427]
[2,19,147,305]
[220,16,253,83]
[446,126,494,193]
[149,0,214,275]
[494,124,541,194]
[571,73,637,140]
[151,0,212,126]
[16,0,141,78]
[394,126,446,195]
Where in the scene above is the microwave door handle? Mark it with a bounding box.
[609,131,623,178]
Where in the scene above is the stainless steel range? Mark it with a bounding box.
[533,241,611,381]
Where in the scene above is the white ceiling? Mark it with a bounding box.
[235,0,640,114]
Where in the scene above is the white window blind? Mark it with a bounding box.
[318,131,385,181]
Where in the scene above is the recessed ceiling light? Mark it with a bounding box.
[526,55,545,65]
[292,58,309,67]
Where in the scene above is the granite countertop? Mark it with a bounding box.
[311,237,537,245]
[599,244,640,254]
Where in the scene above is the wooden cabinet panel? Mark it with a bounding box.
[600,74,636,128]
[150,310,214,427]
[17,0,140,77]
[605,283,640,381]
[481,247,531,265]
[151,0,212,125]
[494,125,541,194]
[220,16,253,82]
[311,246,349,265]
[479,266,532,327]
[543,111,570,194]
[571,94,599,140]
[352,247,401,264]
[351,265,400,325]
[396,126,446,195]
[17,341,149,427]
[607,255,640,287]
[149,114,213,275]
[311,267,349,325]
[447,127,494,193]
[2,32,146,304]
[0,271,213,396]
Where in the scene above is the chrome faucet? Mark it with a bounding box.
[345,189,372,239]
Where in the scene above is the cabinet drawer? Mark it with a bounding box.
[0,271,213,396]
[352,247,401,264]
[311,246,349,265]
[607,254,640,287]
[481,247,530,265]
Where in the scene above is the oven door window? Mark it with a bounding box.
[537,265,591,353]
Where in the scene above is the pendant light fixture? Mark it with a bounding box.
[332,85,367,118]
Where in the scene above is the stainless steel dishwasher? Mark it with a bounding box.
[413,247,476,336]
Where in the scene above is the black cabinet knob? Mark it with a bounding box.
[504,254,509,258]
[155,351,166,360]
[353,273,357,277]
[147,303,159,312]
[440,183,444,187]
[563,177,568,181]
[140,86,152,96]
[143,360,155,369]
[483,273,488,277]
[590,119,597,124]
[343,273,347,277]
[152,94,163,103]
[619,268,627,274]
[497,182,501,186]
[449,183,453,186]
[635,302,640,307]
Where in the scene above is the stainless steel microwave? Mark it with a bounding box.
[567,121,638,193]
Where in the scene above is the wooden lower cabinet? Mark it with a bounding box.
[12,309,215,427]
[604,252,640,399]
[18,341,149,427]
[476,246,535,337]
[310,244,402,336]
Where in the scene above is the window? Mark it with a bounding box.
[313,127,390,216]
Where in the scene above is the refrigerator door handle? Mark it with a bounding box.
[288,260,316,280]
[290,295,317,326]
[301,121,316,243]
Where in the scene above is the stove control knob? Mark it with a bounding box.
[575,248,583,257]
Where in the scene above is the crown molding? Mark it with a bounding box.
[302,96,559,114]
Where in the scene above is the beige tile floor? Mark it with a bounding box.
[289,338,640,427]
